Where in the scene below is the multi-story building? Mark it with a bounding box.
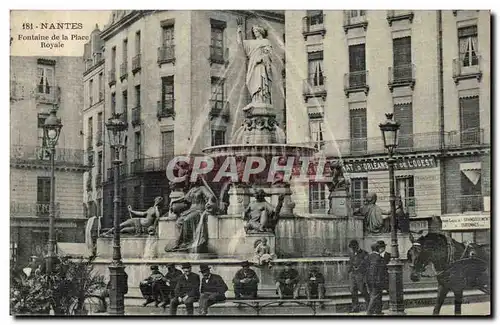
[82,25,106,218]
[10,56,87,266]
[99,10,285,227]
[285,10,490,241]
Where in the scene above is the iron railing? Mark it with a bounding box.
[10,202,61,218]
[157,99,175,119]
[453,54,482,82]
[108,69,116,86]
[209,100,230,120]
[36,85,60,104]
[132,54,141,73]
[209,46,228,65]
[157,45,175,64]
[344,70,368,90]
[302,14,326,35]
[343,10,368,29]
[120,61,128,80]
[303,75,327,97]
[11,145,85,166]
[388,64,415,84]
[446,128,486,148]
[86,136,93,151]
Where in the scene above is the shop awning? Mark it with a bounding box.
[460,162,481,185]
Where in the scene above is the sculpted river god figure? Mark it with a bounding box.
[237,20,273,109]
[244,189,284,233]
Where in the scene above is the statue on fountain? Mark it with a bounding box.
[237,19,273,112]
[353,193,390,234]
[102,196,163,236]
[327,161,349,192]
[244,189,284,233]
[166,177,217,252]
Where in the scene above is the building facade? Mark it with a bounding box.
[10,56,87,266]
[99,10,285,227]
[82,25,106,218]
[285,10,490,240]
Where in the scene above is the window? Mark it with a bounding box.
[351,178,368,210]
[393,37,412,80]
[98,73,103,100]
[97,151,103,175]
[122,90,128,120]
[97,112,103,144]
[135,85,141,107]
[459,96,480,145]
[97,198,102,217]
[162,25,175,47]
[396,176,415,216]
[37,177,51,216]
[350,108,367,153]
[88,117,93,147]
[309,182,326,213]
[111,46,116,69]
[161,131,175,162]
[135,131,141,159]
[307,10,324,25]
[135,31,141,55]
[460,163,482,212]
[347,10,366,18]
[308,52,324,86]
[162,76,174,111]
[89,79,94,106]
[211,77,224,109]
[309,119,324,149]
[37,65,54,94]
[393,103,413,149]
[111,92,116,114]
[211,24,224,62]
[348,44,366,87]
[458,25,478,67]
[122,38,128,62]
[211,129,226,146]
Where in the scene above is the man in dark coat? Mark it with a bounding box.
[306,264,326,308]
[198,264,228,315]
[170,263,200,315]
[276,262,300,299]
[232,260,259,299]
[366,243,385,315]
[140,265,165,307]
[348,239,370,313]
[377,240,391,292]
[158,263,183,308]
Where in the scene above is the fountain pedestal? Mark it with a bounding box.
[328,190,351,217]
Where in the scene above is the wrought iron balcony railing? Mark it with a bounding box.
[108,69,116,86]
[303,75,327,101]
[446,128,486,148]
[453,54,482,84]
[157,45,175,65]
[344,71,369,97]
[11,145,85,166]
[388,64,415,91]
[302,14,326,39]
[10,202,61,218]
[386,10,414,26]
[157,99,175,119]
[131,106,141,127]
[209,46,229,65]
[120,61,128,81]
[132,53,141,74]
[209,100,230,121]
[86,136,93,151]
[36,85,60,105]
[130,156,173,174]
[343,11,368,33]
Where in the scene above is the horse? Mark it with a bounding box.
[407,232,490,315]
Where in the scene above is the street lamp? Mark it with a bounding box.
[379,113,405,315]
[43,107,62,274]
[105,113,128,315]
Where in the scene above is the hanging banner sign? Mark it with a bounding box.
[344,157,437,173]
[441,215,490,230]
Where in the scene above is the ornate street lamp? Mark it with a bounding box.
[379,113,404,315]
[105,113,128,315]
[43,107,62,274]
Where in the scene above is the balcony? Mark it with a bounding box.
[303,75,327,101]
[343,11,368,33]
[11,145,85,167]
[132,53,141,74]
[36,85,60,105]
[386,10,414,26]
[460,195,484,213]
[130,156,173,174]
[108,69,116,86]
[453,54,482,84]
[302,14,326,39]
[96,172,103,188]
[209,100,230,121]
[86,136,93,151]
[131,106,141,127]
[157,99,175,120]
[10,202,61,218]
[209,46,229,66]
[344,71,369,97]
[388,64,415,92]
[120,61,128,81]
[446,128,486,148]
[96,131,103,147]
[157,45,175,65]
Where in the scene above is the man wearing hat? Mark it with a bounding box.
[306,264,326,307]
[232,261,260,299]
[377,240,391,293]
[198,264,228,315]
[366,242,385,315]
[347,239,370,313]
[275,262,300,299]
[170,263,200,315]
[159,263,183,308]
[140,265,165,307]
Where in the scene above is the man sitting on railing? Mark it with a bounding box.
[233,260,260,299]
[140,265,165,307]
[275,262,300,299]
[306,264,326,308]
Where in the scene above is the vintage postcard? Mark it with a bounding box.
[9,9,491,317]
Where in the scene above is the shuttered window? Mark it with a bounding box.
[348,44,366,87]
[393,103,413,149]
[350,108,367,153]
[162,76,174,111]
[393,37,412,80]
[459,96,480,145]
[351,178,368,210]
[309,182,326,213]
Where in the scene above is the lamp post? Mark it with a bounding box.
[43,108,62,274]
[379,113,405,315]
[105,113,128,315]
